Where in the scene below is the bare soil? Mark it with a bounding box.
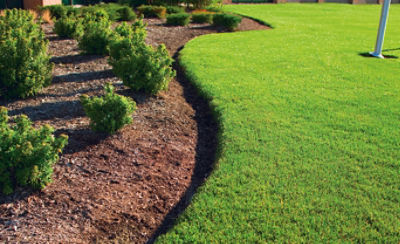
[0,18,268,243]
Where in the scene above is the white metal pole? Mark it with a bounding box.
[370,0,391,59]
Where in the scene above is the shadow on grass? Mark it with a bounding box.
[359,52,399,59]
[146,47,219,243]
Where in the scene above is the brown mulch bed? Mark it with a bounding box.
[0,18,268,243]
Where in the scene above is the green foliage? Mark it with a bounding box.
[212,13,242,31]
[53,15,84,39]
[40,5,80,19]
[78,16,113,55]
[118,0,147,8]
[137,5,166,18]
[117,6,137,21]
[166,13,190,26]
[0,107,68,195]
[109,19,175,94]
[81,7,110,21]
[191,13,213,24]
[166,6,185,14]
[158,4,400,243]
[0,9,53,99]
[80,83,136,134]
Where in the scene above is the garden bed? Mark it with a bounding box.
[0,17,268,243]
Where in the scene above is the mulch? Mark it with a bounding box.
[0,17,268,243]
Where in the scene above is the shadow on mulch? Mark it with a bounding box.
[8,100,84,122]
[55,128,108,155]
[52,69,115,83]
[51,54,104,64]
[146,48,219,244]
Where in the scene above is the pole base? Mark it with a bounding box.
[369,51,384,59]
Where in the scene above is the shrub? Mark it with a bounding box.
[166,6,185,14]
[212,13,242,31]
[166,13,190,26]
[118,0,147,8]
[114,19,147,40]
[0,9,53,98]
[137,5,166,18]
[41,5,66,19]
[191,13,213,24]
[117,6,136,21]
[81,7,110,21]
[80,83,136,134]
[109,25,175,94]
[41,9,53,23]
[0,107,68,195]
[78,17,113,55]
[54,15,84,39]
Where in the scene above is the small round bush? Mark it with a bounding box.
[80,83,137,134]
[166,13,191,26]
[109,21,175,95]
[212,13,242,31]
[54,15,84,39]
[117,6,136,21]
[0,107,68,195]
[0,9,53,98]
[166,6,185,14]
[191,13,213,24]
[78,17,113,55]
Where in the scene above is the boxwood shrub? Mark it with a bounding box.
[137,5,166,19]
[0,107,68,195]
[166,6,185,14]
[0,9,53,98]
[212,13,242,31]
[117,6,136,21]
[80,83,136,134]
[191,13,213,24]
[166,13,191,26]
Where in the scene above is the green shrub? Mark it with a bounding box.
[78,17,113,55]
[0,9,53,99]
[0,107,68,195]
[166,13,191,26]
[80,83,136,134]
[109,26,175,94]
[212,13,242,31]
[81,7,110,21]
[114,19,147,40]
[137,5,166,18]
[191,13,213,24]
[117,6,136,21]
[166,6,185,14]
[53,15,84,39]
[40,5,80,19]
[118,0,147,8]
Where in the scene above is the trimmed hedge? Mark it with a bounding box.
[213,13,242,31]
[191,13,213,24]
[166,13,191,26]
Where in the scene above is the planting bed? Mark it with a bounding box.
[0,18,267,243]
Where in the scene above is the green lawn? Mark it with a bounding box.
[157,4,400,242]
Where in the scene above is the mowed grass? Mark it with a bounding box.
[157,4,400,242]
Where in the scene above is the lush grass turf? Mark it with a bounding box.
[157,4,400,242]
